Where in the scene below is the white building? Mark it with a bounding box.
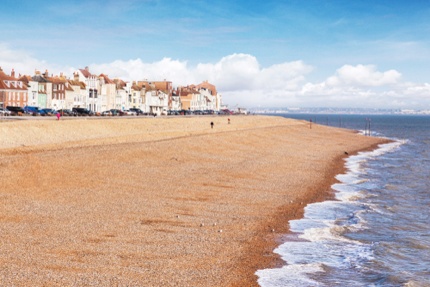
[74,67,101,112]
[144,90,169,115]
[99,74,117,111]
[170,91,181,111]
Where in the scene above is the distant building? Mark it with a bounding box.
[1,67,222,113]
[177,81,221,112]
[138,80,172,115]
[66,79,86,109]
[75,67,101,112]
[0,67,28,108]
[99,74,117,111]
[45,72,67,111]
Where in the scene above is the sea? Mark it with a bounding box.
[256,114,430,287]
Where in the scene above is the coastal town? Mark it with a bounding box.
[0,66,226,116]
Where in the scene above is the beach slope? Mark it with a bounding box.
[0,116,387,286]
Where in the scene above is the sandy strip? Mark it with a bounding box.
[0,115,388,286]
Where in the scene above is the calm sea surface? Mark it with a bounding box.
[257,114,430,287]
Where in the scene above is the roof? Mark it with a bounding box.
[0,68,28,91]
[32,74,50,83]
[68,80,86,89]
[99,73,115,84]
[46,75,67,84]
[0,68,16,81]
[113,79,127,90]
[196,81,217,95]
[79,68,92,78]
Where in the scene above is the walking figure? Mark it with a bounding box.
[210,122,214,129]
[228,118,230,124]
[56,112,61,121]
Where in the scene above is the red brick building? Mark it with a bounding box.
[0,67,28,108]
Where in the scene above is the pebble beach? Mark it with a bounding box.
[0,115,388,286]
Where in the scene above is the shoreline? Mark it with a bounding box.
[0,116,389,286]
[230,140,388,287]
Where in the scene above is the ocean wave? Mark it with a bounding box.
[257,263,326,287]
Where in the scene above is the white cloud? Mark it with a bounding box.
[193,54,313,91]
[0,43,46,76]
[91,58,195,84]
[90,53,313,93]
[1,43,430,109]
[327,64,402,87]
[0,43,75,77]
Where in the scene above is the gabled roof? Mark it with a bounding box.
[131,84,142,91]
[196,81,217,95]
[46,75,67,84]
[68,80,86,89]
[0,68,16,81]
[0,68,27,90]
[65,82,74,91]
[79,68,92,78]
[137,81,156,91]
[99,73,115,84]
[32,74,50,83]
[19,75,32,83]
[113,78,127,90]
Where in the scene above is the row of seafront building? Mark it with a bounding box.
[0,67,223,115]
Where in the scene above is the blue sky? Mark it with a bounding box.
[1,0,430,109]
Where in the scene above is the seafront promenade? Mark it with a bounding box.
[0,116,387,286]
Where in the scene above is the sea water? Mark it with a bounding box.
[257,114,430,287]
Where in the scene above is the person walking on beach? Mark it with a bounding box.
[56,112,61,121]
[228,118,230,124]
[210,121,214,129]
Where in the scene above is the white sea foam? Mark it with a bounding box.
[256,263,326,287]
[257,137,408,286]
[299,226,358,244]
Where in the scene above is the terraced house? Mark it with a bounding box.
[0,68,28,108]
[1,66,223,113]
[137,80,172,115]
[75,67,101,112]
[28,70,51,108]
[177,81,222,112]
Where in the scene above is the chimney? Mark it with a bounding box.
[85,66,89,71]
[11,69,15,78]
[74,72,79,82]
[44,69,49,77]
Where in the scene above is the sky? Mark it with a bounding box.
[1,0,430,109]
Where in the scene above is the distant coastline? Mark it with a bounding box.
[251,107,430,115]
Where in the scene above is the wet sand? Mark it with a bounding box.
[0,115,388,286]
